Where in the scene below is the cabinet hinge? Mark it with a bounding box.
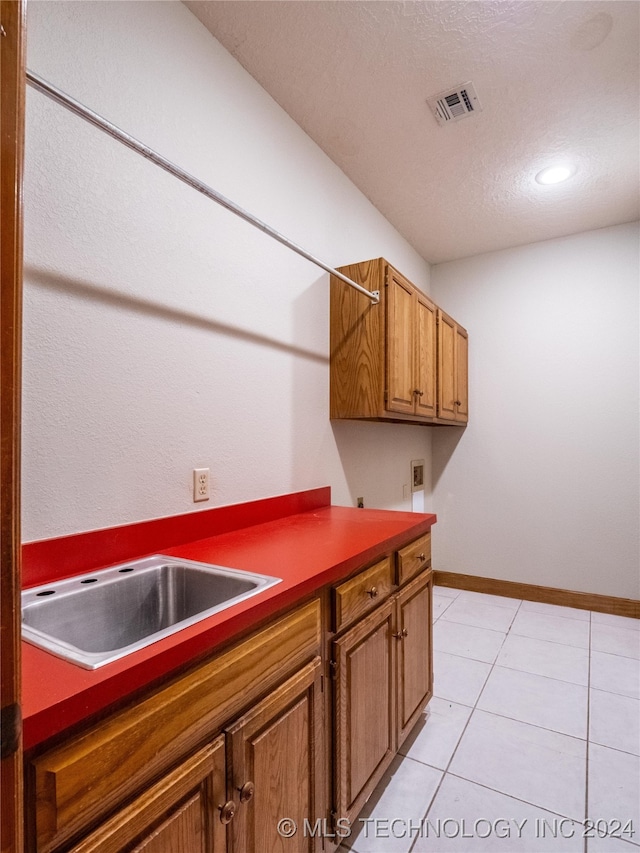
[320,673,324,693]
[0,703,21,759]
[329,660,338,680]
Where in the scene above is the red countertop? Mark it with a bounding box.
[22,488,435,750]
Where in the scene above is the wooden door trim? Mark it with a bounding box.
[1,1,26,851]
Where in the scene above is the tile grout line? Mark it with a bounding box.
[589,683,640,703]
[437,589,521,610]
[490,659,588,689]
[438,635,637,702]
[443,770,588,825]
[439,605,592,626]
[438,616,523,635]
[435,619,592,657]
[406,597,525,853]
[468,706,587,744]
[500,627,590,651]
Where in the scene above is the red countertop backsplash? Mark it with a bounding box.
[22,487,436,750]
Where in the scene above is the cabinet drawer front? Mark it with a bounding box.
[397,533,431,585]
[333,557,394,632]
[31,599,321,853]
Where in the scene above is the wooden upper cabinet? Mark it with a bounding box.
[329,259,385,421]
[330,258,465,425]
[455,323,469,422]
[437,310,456,421]
[437,309,468,424]
[415,293,437,419]
[386,270,415,415]
[386,270,438,419]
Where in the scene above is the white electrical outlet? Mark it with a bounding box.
[193,468,210,502]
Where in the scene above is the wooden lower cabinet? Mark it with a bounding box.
[226,658,323,853]
[27,602,322,853]
[396,572,433,747]
[332,569,433,827]
[332,601,396,824]
[66,660,323,853]
[69,738,229,853]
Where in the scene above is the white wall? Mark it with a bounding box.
[430,223,639,599]
[22,0,432,541]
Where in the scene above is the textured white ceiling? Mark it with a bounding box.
[185,1,640,263]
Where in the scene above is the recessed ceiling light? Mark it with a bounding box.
[535,165,573,185]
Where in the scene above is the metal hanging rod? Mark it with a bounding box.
[26,69,380,305]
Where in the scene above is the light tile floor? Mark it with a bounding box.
[337,586,640,853]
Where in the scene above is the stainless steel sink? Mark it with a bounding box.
[21,556,281,669]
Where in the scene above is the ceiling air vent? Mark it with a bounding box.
[427,82,482,126]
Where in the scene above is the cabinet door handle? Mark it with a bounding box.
[366,586,378,598]
[238,781,255,803]
[393,628,408,640]
[418,553,426,561]
[455,400,461,406]
[218,801,237,824]
[414,389,424,397]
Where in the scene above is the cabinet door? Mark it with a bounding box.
[131,796,214,853]
[437,309,457,421]
[396,572,433,747]
[226,658,323,853]
[330,260,385,420]
[386,270,415,415]
[438,309,468,423]
[69,739,229,853]
[455,324,469,422]
[415,294,437,418]
[332,599,396,824]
